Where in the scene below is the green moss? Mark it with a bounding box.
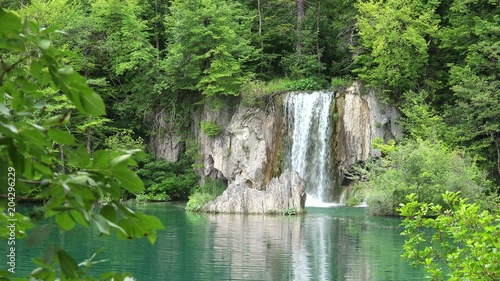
[201,121,222,137]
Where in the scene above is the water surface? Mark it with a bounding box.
[6,204,425,280]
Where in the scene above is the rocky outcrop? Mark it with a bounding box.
[335,83,402,170]
[152,82,401,207]
[194,105,276,189]
[149,109,183,162]
[203,170,306,214]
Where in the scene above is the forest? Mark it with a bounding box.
[0,0,499,280]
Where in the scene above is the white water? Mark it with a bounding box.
[284,91,336,207]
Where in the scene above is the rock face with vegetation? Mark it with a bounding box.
[334,83,402,172]
[203,170,306,214]
[194,105,276,190]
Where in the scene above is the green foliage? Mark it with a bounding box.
[186,178,227,212]
[281,207,297,216]
[192,178,227,197]
[240,80,277,108]
[201,121,222,137]
[285,77,328,91]
[104,129,145,152]
[280,53,325,80]
[372,138,396,155]
[398,90,447,140]
[355,0,439,96]
[0,9,163,280]
[365,139,490,216]
[399,192,500,280]
[163,0,257,97]
[185,192,214,212]
[345,196,361,207]
[136,155,199,201]
[330,77,351,88]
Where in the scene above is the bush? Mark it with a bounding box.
[365,139,491,215]
[186,178,227,211]
[345,196,361,207]
[136,154,199,201]
[399,192,500,280]
[185,193,215,212]
[240,77,329,107]
[201,121,222,137]
[331,77,351,88]
[285,77,328,91]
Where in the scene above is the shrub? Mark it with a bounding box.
[345,196,361,207]
[186,178,227,211]
[365,139,491,215]
[285,77,328,91]
[399,192,500,280]
[201,121,222,137]
[331,77,351,88]
[136,154,199,201]
[185,193,215,212]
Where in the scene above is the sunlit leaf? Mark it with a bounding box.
[48,129,76,145]
[112,168,144,193]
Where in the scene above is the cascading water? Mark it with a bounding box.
[284,91,338,207]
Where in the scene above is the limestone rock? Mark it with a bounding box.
[337,82,402,169]
[203,170,306,214]
[194,105,274,189]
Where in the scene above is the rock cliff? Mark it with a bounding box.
[334,83,402,178]
[203,170,306,214]
[153,83,401,211]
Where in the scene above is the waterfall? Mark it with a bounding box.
[284,91,338,207]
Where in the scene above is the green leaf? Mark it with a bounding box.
[25,224,52,247]
[94,214,110,235]
[0,122,18,134]
[136,213,164,230]
[38,40,51,50]
[57,249,78,279]
[44,245,58,265]
[69,210,90,227]
[110,154,132,167]
[55,212,76,231]
[0,103,11,117]
[66,146,91,167]
[57,66,74,75]
[92,150,111,169]
[48,129,76,145]
[100,205,117,222]
[43,114,70,127]
[112,168,144,193]
[0,9,22,34]
[80,91,106,116]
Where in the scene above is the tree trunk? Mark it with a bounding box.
[59,145,66,173]
[257,0,264,73]
[86,125,93,155]
[495,135,500,177]
[155,0,160,60]
[296,0,305,56]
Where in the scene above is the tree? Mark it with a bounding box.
[441,0,500,178]
[355,0,440,97]
[400,192,500,280]
[0,9,163,280]
[365,139,490,216]
[163,0,257,98]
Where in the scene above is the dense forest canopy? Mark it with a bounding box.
[0,0,499,279]
[0,0,498,201]
[1,0,497,184]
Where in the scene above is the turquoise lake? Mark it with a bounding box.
[6,203,426,280]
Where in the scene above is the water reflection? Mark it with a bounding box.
[8,204,424,281]
[199,207,424,281]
